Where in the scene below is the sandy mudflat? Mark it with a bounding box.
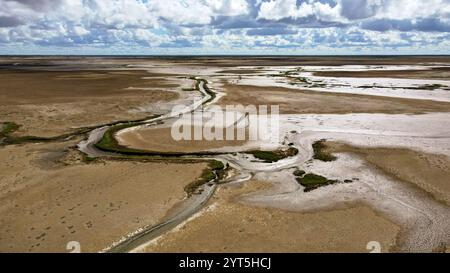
[0,68,180,137]
[152,56,450,67]
[0,141,207,252]
[326,142,450,206]
[143,180,399,253]
[117,125,249,153]
[218,83,450,115]
[1,56,449,253]
[216,69,265,74]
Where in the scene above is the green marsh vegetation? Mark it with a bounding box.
[0,122,20,137]
[312,140,337,162]
[184,160,227,196]
[296,173,339,192]
[292,168,340,192]
[248,147,299,163]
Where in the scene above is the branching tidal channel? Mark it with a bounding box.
[0,77,300,253]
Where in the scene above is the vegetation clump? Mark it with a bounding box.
[358,83,450,91]
[297,77,310,84]
[296,173,338,192]
[209,160,225,170]
[0,121,90,145]
[293,169,306,177]
[182,87,196,92]
[416,84,448,90]
[82,154,97,163]
[1,116,156,146]
[293,168,354,192]
[248,147,298,163]
[0,122,20,137]
[0,122,55,145]
[312,140,337,162]
[94,122,148,154]
[184,160,227,196]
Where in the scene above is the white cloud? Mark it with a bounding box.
[205,0,249,16]
[0,0,449,54]
[73,25,89,36]
[376,0,450,20]
[258,0,298,21]
[258,0,344,22]
[258,0,450,23]
[58,0,158,28]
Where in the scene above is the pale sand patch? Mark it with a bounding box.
[117,126,248,153]
[326,142,450,206]
[313,67,450,80]
[144,180,400,253]
[0,141,207,252]
[216,69,265,74]
[219,83,450,114]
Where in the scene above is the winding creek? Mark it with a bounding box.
[75,71,450,253]
[77,77,279,253]
[5,67,448,252]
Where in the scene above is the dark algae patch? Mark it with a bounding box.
[1,78,213,148]
[357,83,450,91]
[296,173,339,192]
[0,122,20,137]
[0,115,160,146]
[0,121,92,145]
[184,160,228,196]
[95,121,145,153]
[248,147,298,163]
[249,151,284,162]
[293,169,306,177]
[293,168,353,192]
[0,122,61,145]
[415,84,450,91]
[94,121,226,157]
[312,140,337,162]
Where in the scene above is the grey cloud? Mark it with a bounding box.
[159,38,196,48]
[361,18,450,32]
[212,15,260,29]
[0,0,63,28]
[5,0,62,11]
[0,15,24,27]
[247,27,297,36]
[339,0,379,20]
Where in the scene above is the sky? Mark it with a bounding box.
[0,0,449,55]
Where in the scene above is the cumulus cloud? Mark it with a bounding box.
[0,0,449,54]
[0,16,24,27]
[6,0,62,11]
[375,0,450,20]
[258,0,343,22]
[339,0,380,20]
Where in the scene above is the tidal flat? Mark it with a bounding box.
[1,56,449,253]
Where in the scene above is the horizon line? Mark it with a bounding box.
[1,54,450,57]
